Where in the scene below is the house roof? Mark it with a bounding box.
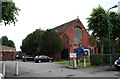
[53,19,77,34]
[0,46,16,52]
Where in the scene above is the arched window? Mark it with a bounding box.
[74,26,82,45]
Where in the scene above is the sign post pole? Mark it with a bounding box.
[69,57,70,65]
[77,55,78,66]
[70,53,77,68]
[73,57,76,68]
[84,56,86,68]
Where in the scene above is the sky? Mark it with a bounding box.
[0,0,119,51]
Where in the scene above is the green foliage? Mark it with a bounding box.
[111,54,120,64]
[21,29,63,57]
[7,40,15,48]
[56,61,91,68]
[87,5,108,40]
[116,38,120,53]
[1,36,8,46]
[87,5,120,54]
[109,12,120,54]
[0,36,15,48]
[87,5,108,54]
[90,54,104,66]
[90,54,120,66]
[41,29,63,56]
[103,54,120,65]
[21,30,42,55]
[103,54,109,65]
[109,12,120,40]
[1,2,20,26]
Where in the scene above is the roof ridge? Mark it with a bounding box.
[53,19,77,29]
[53,19,77,34]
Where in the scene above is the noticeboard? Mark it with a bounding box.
[70,53,76,58]
[76,46,91,56]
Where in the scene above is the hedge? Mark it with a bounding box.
[90,54,104,66]
[90,54,120,66]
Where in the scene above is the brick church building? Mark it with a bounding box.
[53,18,98,59]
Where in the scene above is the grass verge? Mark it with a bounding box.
[56,61,93,68]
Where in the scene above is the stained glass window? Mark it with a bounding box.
[74,26,82,45]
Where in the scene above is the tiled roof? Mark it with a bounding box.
[0,46,16,52]
[53,19,77,34]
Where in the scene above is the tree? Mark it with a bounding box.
[1,36,8,46]
[109,12,120,54]
[21,30,42,55]
[7,40,15,48]
[0,36,15,48]
[87,5,108,54]
[41,29,63,57]
[1,1,20,26]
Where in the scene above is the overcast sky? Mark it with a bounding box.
[0,0,119,51]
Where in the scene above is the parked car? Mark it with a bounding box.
[114,57,120,70]
[22,55,34,62]
[0,73,4,79]
[34,55,53,63]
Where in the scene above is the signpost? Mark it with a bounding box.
[70,53,76,58]
[76,46,91,56]
[70,53,77,68]
[76,46,91,68]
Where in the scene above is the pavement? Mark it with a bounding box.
[0,60,119,78]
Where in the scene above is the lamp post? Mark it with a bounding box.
[107,5,118,70]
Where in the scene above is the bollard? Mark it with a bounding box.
[2,62,5,76]
[73,57,76,68]
[15,62,18,76]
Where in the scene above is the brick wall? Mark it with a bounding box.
[60,19,98,54]
[2,52,15,61]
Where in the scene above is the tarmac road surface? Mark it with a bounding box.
[0,60,119,78]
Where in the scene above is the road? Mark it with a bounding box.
[0,60,119,77]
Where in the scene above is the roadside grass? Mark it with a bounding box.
[56,61,94,68]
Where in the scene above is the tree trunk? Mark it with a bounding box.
[112,39,116,54]
[100,40,104,55]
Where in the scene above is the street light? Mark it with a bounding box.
[107,5,118,70]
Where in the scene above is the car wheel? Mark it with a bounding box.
[115,67,119,70]
[49,60,52,62]
[38,60,41,63]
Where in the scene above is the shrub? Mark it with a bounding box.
[103,54,109,65]
[90,54,104,66]
[90,53,120,66]
[103,54,120,65]
[111,54,120,64]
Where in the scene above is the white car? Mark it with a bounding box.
[0,73,4,79]
[114,57,120,70]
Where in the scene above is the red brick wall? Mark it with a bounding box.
[2,52,15,61]
[54,52,61,60]
[60,19,98,54]
[82,30,91,46]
